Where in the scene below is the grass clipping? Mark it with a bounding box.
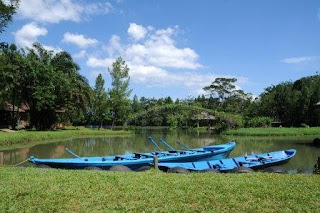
[0,168,319,212]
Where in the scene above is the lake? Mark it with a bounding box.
[0,128,319,173]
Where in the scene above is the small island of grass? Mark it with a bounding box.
[223,127,320,136]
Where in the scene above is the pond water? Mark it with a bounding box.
[1,129,319,173]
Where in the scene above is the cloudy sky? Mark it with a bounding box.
[2,0,320,98]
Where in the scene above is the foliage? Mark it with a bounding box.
[0,168,319,212]
[246,116,273,127]
[214,112,244,133]
[128,103,244,132]
[0,0,19,33]
[0,43,25,129]
[203,77,237,101]
[128,104,215,127]
[108,57,132,126]
[89,74,109,128]
[0,43,91,130]
[257,75,320,127]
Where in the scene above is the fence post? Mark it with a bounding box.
[153,156,158,170]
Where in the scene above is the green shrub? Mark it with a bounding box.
[246,116,273,127]
[213,113,244,133]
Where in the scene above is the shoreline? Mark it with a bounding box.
[223,127,320,136]
[0,127,132,150]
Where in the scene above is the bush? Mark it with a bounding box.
[246,117,273,127]
[213,113,244,133]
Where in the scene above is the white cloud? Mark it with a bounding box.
[281,56,320,64]
[14,22,47,47]
[62,32,98,49]
[17,0,82,23]
[43,45,63,53]
[17,0,113,24]
[74,50,87,59]
[123,24,202,69]
[127,23,148,41]
[85,1,113,15]
[128,65,248,94]
[86,57,247,93]
[105,35,123,57]
[86,57,114,68]
[85,23,247,95]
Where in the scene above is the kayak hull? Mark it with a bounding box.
[157,149,296,172]
[29,141,236,170]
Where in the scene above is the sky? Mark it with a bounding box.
[1,0,320,99]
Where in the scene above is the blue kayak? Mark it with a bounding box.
[157,149,296,172]
[28,141,236,170]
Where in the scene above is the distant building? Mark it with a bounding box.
[0,102,30,128]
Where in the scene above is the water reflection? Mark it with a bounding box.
[0,129,319,173]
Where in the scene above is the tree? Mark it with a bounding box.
[0,0,19,33]
[91,74,109,128]
[108,57,132,126]
[0,43,25,129]
[203,78,237,102]
[51,52,91,126]
[131,95,142,114]
[23,43,89,129]
[256,75,320,127]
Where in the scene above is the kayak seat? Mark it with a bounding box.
[134,153,154,158]
[113,156,134,161]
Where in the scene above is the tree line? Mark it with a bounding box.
[0,43,131,130]
[127,76,320,129]
[1,2,319,130]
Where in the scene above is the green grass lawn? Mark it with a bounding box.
[0,127,132,150]
[0,168,319,212]
[224,127,320,136]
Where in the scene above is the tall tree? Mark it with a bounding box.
[92,74,109,129]
[108,57,132,126]
[23,43,89,129]
[203,78,237,102]
[0,0,19,33]
[0,43,25,129]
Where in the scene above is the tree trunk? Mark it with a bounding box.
[11,94,16,130]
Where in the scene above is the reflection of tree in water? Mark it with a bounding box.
[51,145,66,158]
[0,147,30,166]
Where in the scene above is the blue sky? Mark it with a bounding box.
[1,0,320,99]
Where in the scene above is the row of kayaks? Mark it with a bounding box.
[28,137,296,172]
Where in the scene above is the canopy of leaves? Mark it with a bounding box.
[108,57,132,126]
[257,75,320,126]
[0,0,19,33]
[89,74,109,128]
[203,78,237,101]
[0,43,91,129]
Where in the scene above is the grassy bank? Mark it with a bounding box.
[0,127,132,150]
[0,168,319,212]
[224,127,320,136]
